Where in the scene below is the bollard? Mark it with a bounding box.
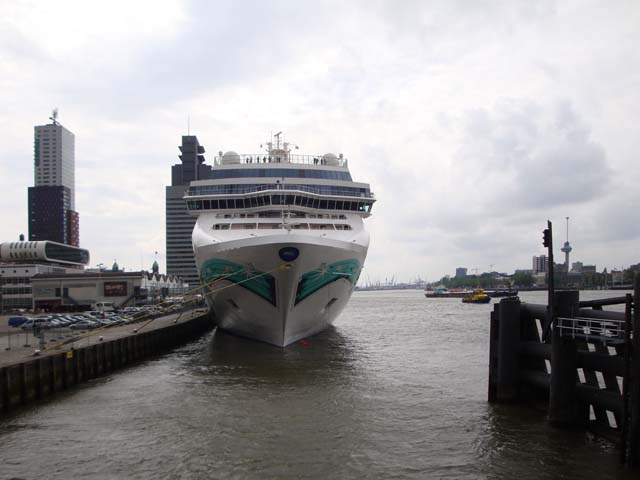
[549,290,580,427]
[496,297,521,401]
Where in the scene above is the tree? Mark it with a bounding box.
[512,271,534,287]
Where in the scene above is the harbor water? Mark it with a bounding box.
[0,290,635,479]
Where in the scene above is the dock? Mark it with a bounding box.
[488,287,640,468]
[0,308,213,413]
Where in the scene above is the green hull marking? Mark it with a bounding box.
[295,259,360,305]
[200,258,276,306]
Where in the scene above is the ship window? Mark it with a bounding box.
[250,197,258,207]
[221,224,230,230]
[292,224,309,229]
[286,195,294,205]
[203,200,211,209]
[294,196,302,206]
[328,200,336,209]
[210,200,219,209]
[319,200,328,209]
[336,201,343,210]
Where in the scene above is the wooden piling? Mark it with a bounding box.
[488,305,499,402]
[549,290,580,427]
[627,278,640,466]
[496,297,521,401]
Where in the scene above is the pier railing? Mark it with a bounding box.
[556,316,626,344]
[488,286,640,468]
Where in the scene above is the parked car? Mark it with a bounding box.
[20,318,51,330]
[69,320,99,330]
[56,316,75,326]
[8,316,29,327]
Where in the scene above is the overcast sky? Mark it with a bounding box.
[1,0,638,283]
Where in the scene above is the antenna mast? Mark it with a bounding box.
[49,108,59,125]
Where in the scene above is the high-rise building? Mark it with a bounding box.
[165,135,211,287]
[455,267,467,278]
[532,255,548,273]
[28,111,80,246]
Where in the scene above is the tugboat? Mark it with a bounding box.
[461,288,491,304]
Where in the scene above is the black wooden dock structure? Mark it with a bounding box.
[488,285,640,467]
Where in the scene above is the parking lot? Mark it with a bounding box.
[0,301,208,367]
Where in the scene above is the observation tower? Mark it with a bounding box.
[561,216,572,272]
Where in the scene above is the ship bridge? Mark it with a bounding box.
[185,134,375,217]
[184,183,375,216]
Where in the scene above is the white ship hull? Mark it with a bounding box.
[193,227,368,347]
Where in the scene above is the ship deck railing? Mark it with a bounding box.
[186,184,375,199]
[213,154,348,168]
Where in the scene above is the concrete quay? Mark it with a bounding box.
[0,308,214,413]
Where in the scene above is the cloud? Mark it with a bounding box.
[457,99,611,210]
[1,0,639,282]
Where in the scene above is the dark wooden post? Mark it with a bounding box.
[496,297,521,401]
[549,290,580,426]
[628,276,640,466]
[488,304,499,402]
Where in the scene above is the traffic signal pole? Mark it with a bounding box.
[543,220,555,341]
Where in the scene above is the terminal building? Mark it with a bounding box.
[1,241,185,312]
[0,240,89,312]
[31,269,186,312]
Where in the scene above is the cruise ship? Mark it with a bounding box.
[185,133,375,347]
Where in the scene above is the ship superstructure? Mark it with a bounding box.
[185,133,375,346]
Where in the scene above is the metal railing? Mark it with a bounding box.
[186,183,375,199]
[556,316,627,344]
[212,153,348,168]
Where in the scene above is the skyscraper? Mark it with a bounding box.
[28,110,80,246]
[532,255,548,273]
[165,135,211,287]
